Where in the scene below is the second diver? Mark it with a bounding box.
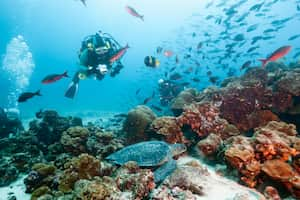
[65,31,129,99]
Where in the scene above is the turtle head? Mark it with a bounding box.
[170,143,187,157]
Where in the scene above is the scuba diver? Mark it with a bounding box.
[65,31,128,99]
[158,79,182,106]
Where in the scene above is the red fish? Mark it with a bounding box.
[164,50,173,57]
[259,46,292,67]
[125,6,144,21]
[109,45,129,64]
[42,71,68,84]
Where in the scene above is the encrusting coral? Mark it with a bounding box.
[150,116,185,144]
[122,105,156,144]
[60,126,90,155]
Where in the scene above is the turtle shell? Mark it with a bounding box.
[106,141,171,166]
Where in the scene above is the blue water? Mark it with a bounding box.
[0,0,300,119]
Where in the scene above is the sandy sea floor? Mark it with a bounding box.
[0,175,30,200]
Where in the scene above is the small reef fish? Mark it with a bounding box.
[240,61,251,70]
[109,45,129,64]
[135,88,141,95]
[151,105,163,112]
[197,42,203,50]
[80,0,87,6]
[156,46,163,54]
[169,66,176,72]
[175,55,179,64]
[259,46,292,67]
[164,50,174,57]
[288,34,300,41]
[144,56,160,68]
[125,6,144,21]
[192,77,201,82]
[42,71,68,84]
[209,76,219,84]
[170,73,182,80]
[143,91,155,105]
[180,82,190,86]
[18,90,42,103]
[35,109,43,119]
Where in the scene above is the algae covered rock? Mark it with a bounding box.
[150,116,185,144]
[58,154,101,193]
[86,131,124,159]
[122,105,156,144]
[60,126,90,155]
[24,163,57,193]
[31,186,51,200]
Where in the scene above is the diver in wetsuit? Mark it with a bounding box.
[65,31,124,99]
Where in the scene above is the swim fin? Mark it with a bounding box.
[65,81,78,99]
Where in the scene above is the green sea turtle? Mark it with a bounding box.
[106,141,186,183]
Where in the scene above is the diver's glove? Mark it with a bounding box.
[98,64,108,75]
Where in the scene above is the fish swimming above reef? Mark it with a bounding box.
[125,6,144,21]
[143,91,155,105]
[151,105,163,112]
[41,71,68,84]
[35,109,43,119]
[240,61,252,71]
[144,56,160,68]
[250,2,264,12]
[18,90,42,103]
[135,88,141,95]
[259,46,292,67]
[169,73,182,80]
[164,50,174,57]
[80,0,86,6]
[156,46,163,54]
[288,34,300,41]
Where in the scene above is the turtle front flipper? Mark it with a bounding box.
[154,159,177,183]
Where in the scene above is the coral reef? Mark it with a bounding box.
[263,186,281,200]
[150,116,185,144]
[197,133,223,157]
[275,68,300,96]
[177,102,228,138]
[60,126,90,155]
[58,153,101,193]
[86,131,124,160]
[4,65,300,199]
[171,88,198,116]
[29,110,82,145]
[262,159,300,199]
[24,163,56,193]
[122,105,156,144]
[253,121,298,162]
[224,136,260,188]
